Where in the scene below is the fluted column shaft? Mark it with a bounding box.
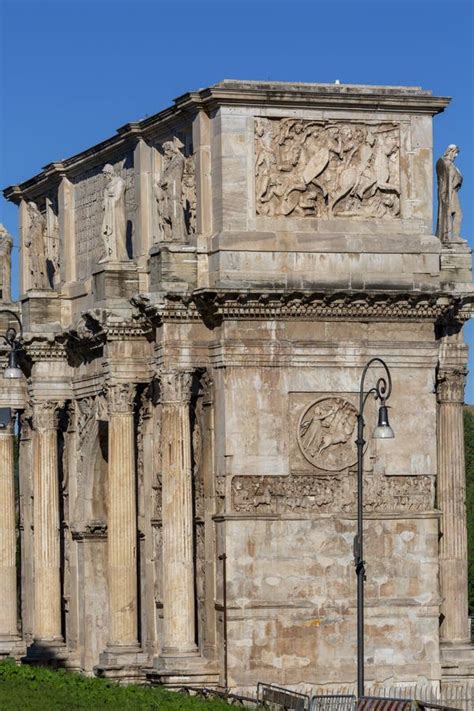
[438,367,470,644]
[107,383,138,647]
[32,401,62,641]
[160,370,197,655]
[0,423,18,639]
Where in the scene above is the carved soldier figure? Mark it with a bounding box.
[25,201,50,290]
[99,163,128,263]
[436,144,463,243]
[0,223,13,302]
[154,140,186,242]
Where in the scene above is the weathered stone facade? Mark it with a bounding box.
[1,80,474,692]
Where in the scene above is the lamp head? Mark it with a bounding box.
[373,403,394,439]
[3,348,23,379]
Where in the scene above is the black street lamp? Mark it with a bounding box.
[0,309,23,379]
[354,357,394,699]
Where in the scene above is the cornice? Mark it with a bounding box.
[22,335,68,361]
[3,80,449,203]
[132,289,469,326]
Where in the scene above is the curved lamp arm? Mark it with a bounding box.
[0,309,23,346]
[359,356,392,416]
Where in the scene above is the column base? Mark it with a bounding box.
[149,650,219,688]
[441,642,474,681]
[0,635,26,660]
[95,644,147,684]
[24,638,68,667]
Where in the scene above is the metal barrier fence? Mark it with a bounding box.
[257,682,310,710]
[310,694,357,710]
[305,684,471,711]
[358,698,417,711]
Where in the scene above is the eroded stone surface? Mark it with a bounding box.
[1,79,473,689]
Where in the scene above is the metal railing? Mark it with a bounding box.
[310,694,357,710]
[257,682,310,710]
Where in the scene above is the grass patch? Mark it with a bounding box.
[0,658,233,710]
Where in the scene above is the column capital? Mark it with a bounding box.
[32,400,63,431]
[107,383,135,415]
[159,370,193,405]
[437,368,467,404]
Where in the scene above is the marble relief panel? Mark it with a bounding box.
[255,117,400,218]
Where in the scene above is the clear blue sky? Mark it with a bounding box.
[1,0,473,394]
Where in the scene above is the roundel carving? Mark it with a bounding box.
[297,397,358,471]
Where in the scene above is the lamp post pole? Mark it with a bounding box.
[354,357,393,699]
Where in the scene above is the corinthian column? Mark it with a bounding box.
[32,400,63,643]
[106,383,138,649]
[0,416,22,656]
[159,370,197,659]
[437,365,470,644]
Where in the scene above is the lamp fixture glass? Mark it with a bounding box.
[372,404,394,439]
[3,349,23,380]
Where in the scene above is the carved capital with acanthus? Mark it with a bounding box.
[32,400,63,431]
[437,368,467,404]
[106,382,135,415]
[159,369,193,405]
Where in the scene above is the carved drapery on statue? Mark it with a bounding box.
[255,118,400,218]
[436,144,463,243]
[25,202,50,290]
[99,164,128,263]
[154,141,196,242]
[0,223,13,302]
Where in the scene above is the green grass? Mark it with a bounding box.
[0,658,233,711]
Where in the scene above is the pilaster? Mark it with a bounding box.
[0,417,24,658]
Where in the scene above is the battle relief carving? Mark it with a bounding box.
[255,118,400,218]
[231,473,434,514]
[298,397,358,471]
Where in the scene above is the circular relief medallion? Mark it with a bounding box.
[297,396,358,471]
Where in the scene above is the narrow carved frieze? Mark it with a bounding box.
[231,472,434,514]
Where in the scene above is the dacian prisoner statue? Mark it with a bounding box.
[436,144,463,244]
[99,163,128,262]
[25,201,50,289]
[154,140,186,241]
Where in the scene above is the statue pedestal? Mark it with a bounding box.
[149,243,197,291]
[92,261,139,303]
[21,290,61,332]
[440,240,472,287]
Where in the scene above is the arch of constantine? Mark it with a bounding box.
[0,80,473,692]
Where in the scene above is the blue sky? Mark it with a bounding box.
[1,0,473,394]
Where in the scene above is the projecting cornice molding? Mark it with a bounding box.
[131,289,473,327]
[3,80,449,203]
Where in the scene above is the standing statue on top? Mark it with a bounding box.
[0,224,13,302]
[25,201,50,290]
[99,163,128,263]
[436,144,463,244]
[154,140,186,242]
